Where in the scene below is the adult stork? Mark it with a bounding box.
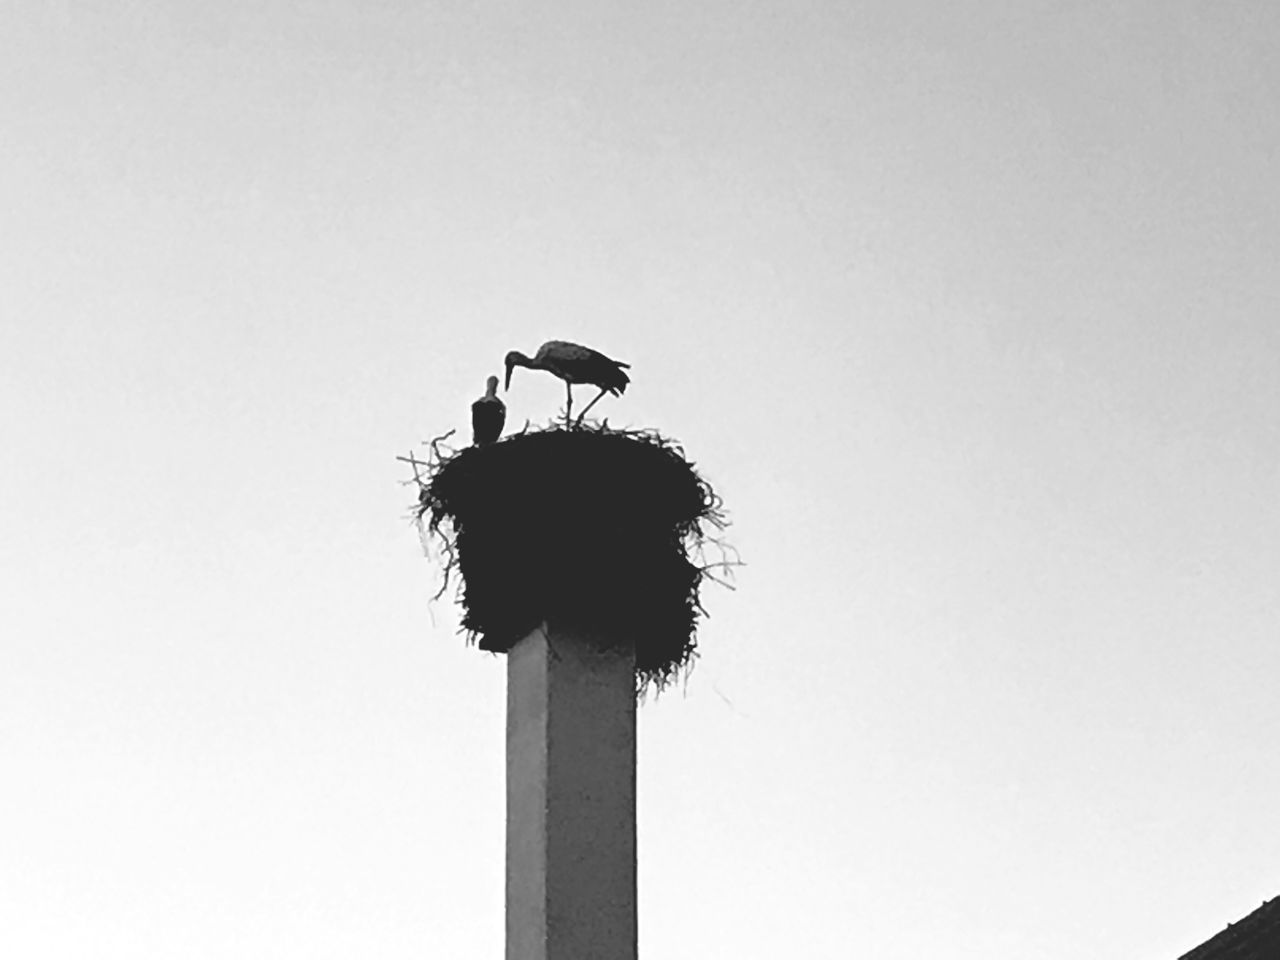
[504,340,631,425]
[471,375,506,445]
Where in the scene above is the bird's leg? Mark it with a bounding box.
[564,381,574,427]
[575,387,609,426]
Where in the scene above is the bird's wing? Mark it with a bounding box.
[541,340,598,362]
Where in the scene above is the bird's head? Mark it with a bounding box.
[485,375,499,397]
[503,351,524,390]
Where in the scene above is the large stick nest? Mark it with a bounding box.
[407,421,734,696]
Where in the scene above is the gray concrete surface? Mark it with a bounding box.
[506,622,637,960]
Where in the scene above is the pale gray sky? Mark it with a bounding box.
[2,2,1278,957]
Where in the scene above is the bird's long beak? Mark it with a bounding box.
[504,363,513,391]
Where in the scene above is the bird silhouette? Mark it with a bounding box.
[471,375,506,445]
[504,340,631,425]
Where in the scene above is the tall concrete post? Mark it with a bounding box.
[505,621,637,960]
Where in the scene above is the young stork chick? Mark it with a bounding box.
[471,375,506,445]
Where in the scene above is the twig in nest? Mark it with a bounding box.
[426,428,457,464]
[400,429,462,603]
[399,450,427,477]
[693,533,742,591]
[430,534,458,603]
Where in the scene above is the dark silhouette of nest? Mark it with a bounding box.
[408,421,733,696]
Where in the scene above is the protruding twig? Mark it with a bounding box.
[426,428,457,463]
[398,451,430,484]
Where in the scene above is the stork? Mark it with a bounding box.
[504,340,631,425]
[471,375,506,445]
